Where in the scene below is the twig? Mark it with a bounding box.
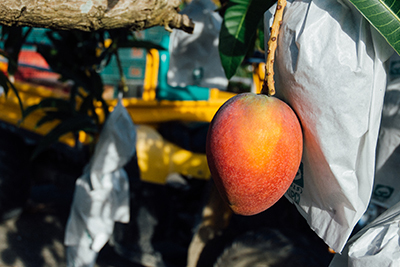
[262,0,286,96]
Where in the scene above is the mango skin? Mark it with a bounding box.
[206,93,303,216]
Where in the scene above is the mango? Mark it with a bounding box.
[206,93,303,216]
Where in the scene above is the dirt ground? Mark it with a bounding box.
[0,187,141,267]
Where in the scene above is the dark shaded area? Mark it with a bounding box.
[196,197,334,267]
[0,150,145,267]
[0,130,31,221]
[381,89,400,130]
[107,0,119,11]
[0,186,143,267]
[157,121,210,154]
[212,227,328,267]
[0,122,333,267]
[114,155,211,267]
[1,202,68,267]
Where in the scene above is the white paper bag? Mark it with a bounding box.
[370,78,400,209]
[167,0,228,90]
[329,61,400,266]
[264,0,394,253]
[65,100,136,266]
[329,200,400,266]
[389,53,400,81]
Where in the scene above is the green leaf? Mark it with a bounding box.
[31,115,98,160]
[0,49,18,73]
[0,71,9,95]
[0,71,23,112]
[22,98,71,120]
[219,0,275,79]
[78,94,101,125]
[3,26,23,75]
[349,0,400,55]
[35,111,73,128]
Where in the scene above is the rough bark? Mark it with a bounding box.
[0,0,194,33]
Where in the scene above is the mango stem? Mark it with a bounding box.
[262,0,286,96]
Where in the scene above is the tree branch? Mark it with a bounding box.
[0,0,194,33]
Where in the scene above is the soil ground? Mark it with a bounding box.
[0,188,142,267]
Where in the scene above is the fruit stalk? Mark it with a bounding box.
[262,0,286,96]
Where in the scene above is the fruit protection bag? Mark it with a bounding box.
[65,100,136,266]
[167,0,228,89]
[328,70,400,266]
[370,77,400,210]
[264,0,393,253]
[329,200,400,266]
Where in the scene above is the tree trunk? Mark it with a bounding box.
[0,0,194,33]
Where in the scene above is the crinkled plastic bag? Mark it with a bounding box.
[65,100,136,266]
[264,0,393,253]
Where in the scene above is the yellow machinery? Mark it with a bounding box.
[0,31,333,267]
[0,45,237,184]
